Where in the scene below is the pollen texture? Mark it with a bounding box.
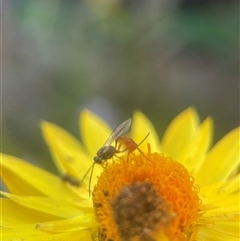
[92,152,200,241]
[111,181,174,241]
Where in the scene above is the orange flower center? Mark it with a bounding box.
[92,151,200,241]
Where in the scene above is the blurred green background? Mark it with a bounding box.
[2,0,239,172]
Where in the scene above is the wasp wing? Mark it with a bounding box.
[103,118,131,146]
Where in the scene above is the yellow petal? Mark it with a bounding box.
[221,174,240,194]
[161,107,199,160]
[196,225,239,241]
[36,214,97,232]
[1,154,79,198]
[200,175,240,203]
[80,109,112,157]
[131,110,160,153]
[213,194,239,208]
[2,224,93,241]
[198,213,240,240]
[195,127,240,186]
[178,117,213,172]
[202,205,240,217]
[41,120,91,178]
[1,191,92,218]
[1,199,61,225]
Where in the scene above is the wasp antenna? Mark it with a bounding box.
[137,147,152,162]
[80,162,95,186]
[138,132,150,147]
[88,163,95,197]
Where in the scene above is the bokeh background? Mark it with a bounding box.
[2,0,239,172]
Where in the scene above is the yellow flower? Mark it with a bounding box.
[1,108,239,241]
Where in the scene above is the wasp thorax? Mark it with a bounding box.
[96,146,116,160]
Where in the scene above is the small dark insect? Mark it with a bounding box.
[81,118,151,196]
[81,118,132,196]
[60,119,131,189]
[61,118,151,196]
[61,173,80,187]
[93,118,132,164]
